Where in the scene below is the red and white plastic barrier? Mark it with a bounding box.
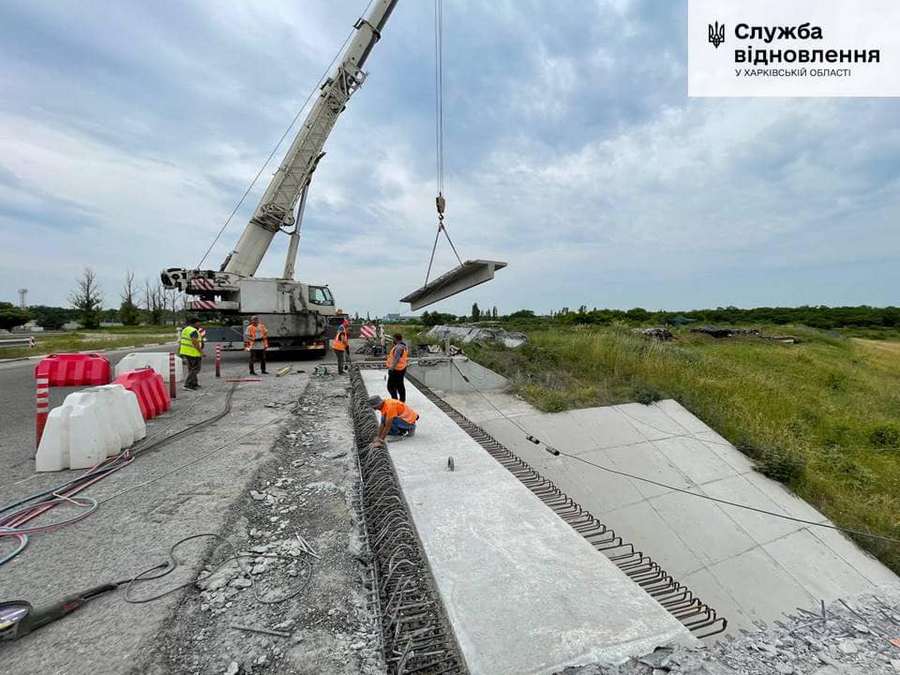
[113,368,170,420]
[34,353,111,448]
[115,352,183,383]
[35,384,145,472]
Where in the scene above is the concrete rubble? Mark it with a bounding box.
[560,591,900,675]
[140,373,383,675]
[633,327,675,341]
[426,324,528,348]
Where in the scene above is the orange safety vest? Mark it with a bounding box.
[381,399,419,425]
[386,342,408,371]
[244,323,268,350]
[331,327,348,352]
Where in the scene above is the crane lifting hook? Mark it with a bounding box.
[435,193,446,219]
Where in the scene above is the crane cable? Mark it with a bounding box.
[196,1,377,269]
[424,0,464,286]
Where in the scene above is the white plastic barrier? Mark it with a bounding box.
[35,384,146,472]
[115,352,182,382]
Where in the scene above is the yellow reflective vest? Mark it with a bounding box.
[179,326,202,357]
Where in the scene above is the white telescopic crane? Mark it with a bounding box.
[161,0,399,353]
[222,0,399,277]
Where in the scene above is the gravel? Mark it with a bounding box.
[137,373,384,674]
[559,591,900,675]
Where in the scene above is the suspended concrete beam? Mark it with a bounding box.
[401,259,507,311]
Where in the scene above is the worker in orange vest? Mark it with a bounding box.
[244,316,268,375]
[385,333,409,401]
[368,395,419,445]
[332,322,350,374]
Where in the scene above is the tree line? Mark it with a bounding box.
[1,267,187,330]
[413,304,900,330]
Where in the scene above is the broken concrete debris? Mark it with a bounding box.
[426,323,527,348]
[560,591,900,675]
[689,325,801,343]
[144,375,384,675]
[633,327,675,341]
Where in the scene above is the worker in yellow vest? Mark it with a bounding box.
[385,333,409,401]
[178,317,204,390]
[368,395,419,445]
[332,322,350,374]
[244,316,269,375]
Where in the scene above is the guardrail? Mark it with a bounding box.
[0,337,36,349]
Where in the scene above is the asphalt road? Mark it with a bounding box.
[0,343,180,487]
[0,345,345,674]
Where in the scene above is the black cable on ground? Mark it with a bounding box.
[0,384,241,567]
[119,533,314,606]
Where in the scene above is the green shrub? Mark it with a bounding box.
[757,447,806,485]
[869,424,900,449]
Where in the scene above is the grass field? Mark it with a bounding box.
[0,326,175,360]
[462,325,900,573]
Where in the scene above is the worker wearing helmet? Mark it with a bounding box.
[179,317,204,390]
[385,333,409,401]
[368,395,419,445]
[244,316,269,375]
[332,322,350,374]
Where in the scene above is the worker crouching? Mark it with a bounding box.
[332,322,350,374]
[368,395,419,446]
[244,316,268,375]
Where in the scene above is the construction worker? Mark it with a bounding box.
[385,333,409,402]
[376,322,385,356]
[244,316,268,375]
[178,317,204,390]
[332,321,350,374]
[368,395,419,444]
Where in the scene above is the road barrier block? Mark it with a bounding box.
[35,353,111,387]
[35,384,145,472]
[115,352,183,382]
[113,368,171,420]
[34,353,112,448]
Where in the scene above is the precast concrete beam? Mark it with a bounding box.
[400,259,507,311]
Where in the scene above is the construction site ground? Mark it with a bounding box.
[2,346,899,675]
[0,344,379,675]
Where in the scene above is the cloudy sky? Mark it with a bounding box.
[1,0,897,317]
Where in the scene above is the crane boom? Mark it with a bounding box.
[223,0,399,277]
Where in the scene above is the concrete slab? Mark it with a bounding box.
[695,430,755,474]
[649,491,757,567]
[565,407,648,451]
[763,529,874,600]
[554,447,646,516]
[652,436,736,486]
[699,475,801,544]
[603,500,705,577]
[360,370,694,674]
[429,368,899,636]
[806,527,900,588]
[410,357,510,395]
[605,441,693,499]
[614,402,693,440]
[441,391,534,423]
[705,548,818,625]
